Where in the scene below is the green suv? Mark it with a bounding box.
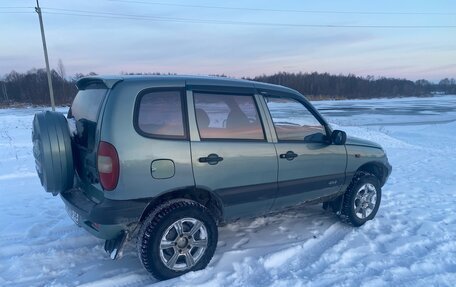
[32,75,391,280]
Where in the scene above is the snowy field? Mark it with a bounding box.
[1,95,456,287]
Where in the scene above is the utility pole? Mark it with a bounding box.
[35,0,55,111]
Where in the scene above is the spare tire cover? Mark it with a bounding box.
[32,111,74,195]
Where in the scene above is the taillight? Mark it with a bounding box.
[97,141,119,191]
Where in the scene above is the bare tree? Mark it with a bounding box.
[57,59,66,100]
[1,81,9,102]
[57,59,66,79]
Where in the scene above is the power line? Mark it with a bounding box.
[0,11,34,14]
[108,0,456,16]
[0,6,33,9]
[40,8,456,29]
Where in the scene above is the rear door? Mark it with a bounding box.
[69,82,108,192]
[188,87,278,220]
[261,94,347,210]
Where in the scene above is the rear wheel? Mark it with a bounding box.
[137,199,218,280]
[32,111,74,195]
[342,172,381,227]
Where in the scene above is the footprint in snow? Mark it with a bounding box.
[278,226,289,232]
[287,233,298,240]
[226,223,240,232]
[217,241,227,247]
[232,237,249,249]
[312,219,324,226]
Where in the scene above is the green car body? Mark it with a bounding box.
[59,75,391,241]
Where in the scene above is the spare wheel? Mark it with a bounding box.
[32,111,74,195]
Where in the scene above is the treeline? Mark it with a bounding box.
[251,72,456,100]
[0,68,99,106]
[1,69,455,106]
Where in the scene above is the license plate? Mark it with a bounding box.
[66,206,80,226]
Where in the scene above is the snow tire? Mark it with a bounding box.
[137,199,218,280]
[342,172,381,227]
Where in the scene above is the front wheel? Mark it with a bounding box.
[342,172,382,227]
[137,199,218,280]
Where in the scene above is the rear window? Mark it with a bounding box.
[71,85,107,122]
[194,92,265,140]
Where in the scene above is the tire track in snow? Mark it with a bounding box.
[187,223,353,287]
[262,222,352,271]
[77,273,154,287]
[0,172,36,181]
[0,224,96,260]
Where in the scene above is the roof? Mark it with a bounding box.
[76,74,298,95]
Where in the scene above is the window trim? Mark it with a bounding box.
[264,95,329,143]
[192,91,267,142]
[134,87,189,140]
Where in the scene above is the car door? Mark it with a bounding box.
[261,93,347,211]
[188,87,278,220]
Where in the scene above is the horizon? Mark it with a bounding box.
[1,0,455,81]
[3,68,454,84]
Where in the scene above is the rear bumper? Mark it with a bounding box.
[60,188,149,239]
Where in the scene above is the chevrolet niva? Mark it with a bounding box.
[32,75,391,280]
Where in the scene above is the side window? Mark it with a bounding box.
[194,92,265,140]
[265,96,326,141]
[137,90,186,138]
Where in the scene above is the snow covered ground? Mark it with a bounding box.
[1,96,456,287]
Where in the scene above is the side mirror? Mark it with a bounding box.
[331,130,347,145]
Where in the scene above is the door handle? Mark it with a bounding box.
[279,151,298,161]
[198,153,224,165]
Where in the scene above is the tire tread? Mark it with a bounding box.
[137,199,217,280]
[342,171,380,227]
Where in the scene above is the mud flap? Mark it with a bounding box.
[104,230,128,260]
[323,195,344,215]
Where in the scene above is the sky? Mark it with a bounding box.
[0,0,455,81]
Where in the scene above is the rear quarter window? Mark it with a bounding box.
[136,90,187,139]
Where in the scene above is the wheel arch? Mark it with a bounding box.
[139,187,224,224]
[355,161,389,186]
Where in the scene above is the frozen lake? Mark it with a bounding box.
[315,95,456,126]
